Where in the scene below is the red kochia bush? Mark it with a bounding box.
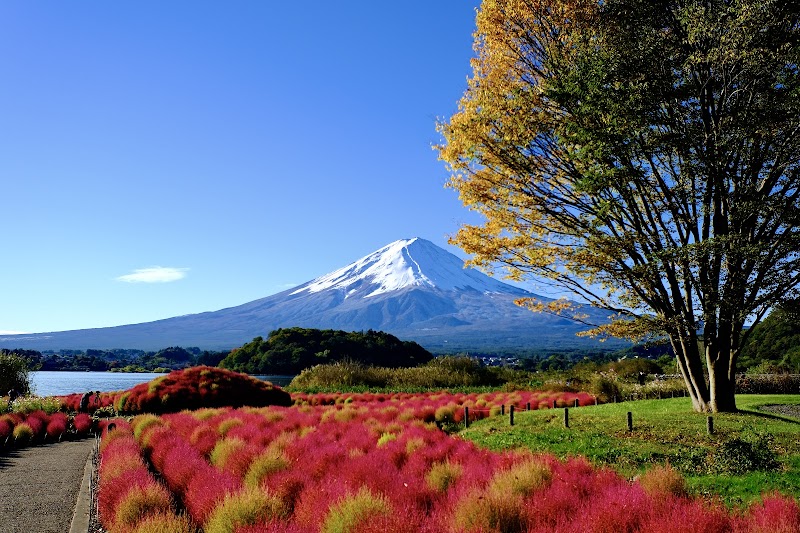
[114,366,293,415]
[73,413,93,435]
[0,416,13,441]
[46,412,68,439]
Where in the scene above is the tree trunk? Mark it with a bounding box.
[672,335,712,412]
[672,335,738,412]
[709,355,737,412]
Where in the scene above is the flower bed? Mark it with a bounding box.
[0,410,94,447]
[97,393,800,532]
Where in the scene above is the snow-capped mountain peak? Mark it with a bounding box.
[291,237,523,298]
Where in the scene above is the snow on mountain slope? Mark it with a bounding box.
[292,237,523,298]
[0,237,625,353]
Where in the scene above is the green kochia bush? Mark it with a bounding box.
[289,356,507,390]
[115,366,292,415]
[708,435,780,475]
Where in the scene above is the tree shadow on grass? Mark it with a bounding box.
[736,407,800,425]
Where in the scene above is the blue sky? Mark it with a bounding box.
[0,1,501,334]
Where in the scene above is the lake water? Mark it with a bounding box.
[30,371,294,397]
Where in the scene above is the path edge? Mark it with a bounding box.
[69,439,95,533]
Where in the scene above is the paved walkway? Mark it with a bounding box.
[0,438,95,533]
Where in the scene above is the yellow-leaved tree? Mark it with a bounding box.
[439,0,800,412]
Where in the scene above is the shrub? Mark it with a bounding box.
[114,483,174,532]
[487,457,552,498]
[637,464,688,500]
[204,488,288,533]
[46,412,68,439]
[189,425,219,456]
[376,432,397,447]
[244,449,289,489]
[160,443,208,494]
[452,486,527,533]
[12,423,34,445]
[708,436,779,475]
[11,395,62,415]
[99,467,154,527]
[322,488,392,533]
[132,414,164,443]
[23,413,44,439]
[210,438,247,470]
[184,468,242,524]
[740,494,800,533]
[589,372,623,402]
[217,418,244,436]
[0,416,13,441]
[736,374,800,394]
[117,366,292,415]
[73,412,93,435]
[130,512,197,533]
[425,461,462,493]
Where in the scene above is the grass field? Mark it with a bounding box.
[460,394,800,506]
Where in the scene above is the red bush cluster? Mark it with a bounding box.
[0,410,93,447]
[111,366,292,415]
[97,421,190,532]
[292,389,597,424]
[59,391,115,413]
[97,393,800,532]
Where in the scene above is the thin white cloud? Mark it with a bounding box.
[0,330,30,335]
[116,266,189,283]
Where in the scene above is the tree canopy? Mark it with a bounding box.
[219,328,433,375]
[740,308,800,373]
[0,351,35,396]
[439,0,800,412]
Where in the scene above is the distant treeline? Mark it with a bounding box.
[0,347,229,372]
[219,327,433,375]
[3,311,794,377]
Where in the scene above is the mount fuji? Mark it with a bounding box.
[0,238,622,353]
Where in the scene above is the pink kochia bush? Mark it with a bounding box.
[59,391,116,413]
[96,392,800,533]
[112,366,293,415]
[291,390,597,424]
[97,420,191,533]
[73,412,93,435]
[0,411,97,448]
[45,412,68,439]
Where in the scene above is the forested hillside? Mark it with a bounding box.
[219,327,432,374]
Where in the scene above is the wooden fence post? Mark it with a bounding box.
[573,398,579,408]
[510,405,515,426]
[526,402,531,411]
[707,416,714,435]
[501,404,505,416]
[564,407,569,428]
[464,407,469,429]
[627,411,633,431]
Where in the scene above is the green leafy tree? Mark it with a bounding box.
[439,0,800,412]
[220,328,433,374]
[740,308,800,373]
[0,351,35,396]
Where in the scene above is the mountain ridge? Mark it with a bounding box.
[0,238,624,353]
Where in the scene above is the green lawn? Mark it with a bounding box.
[459,394,800,506]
